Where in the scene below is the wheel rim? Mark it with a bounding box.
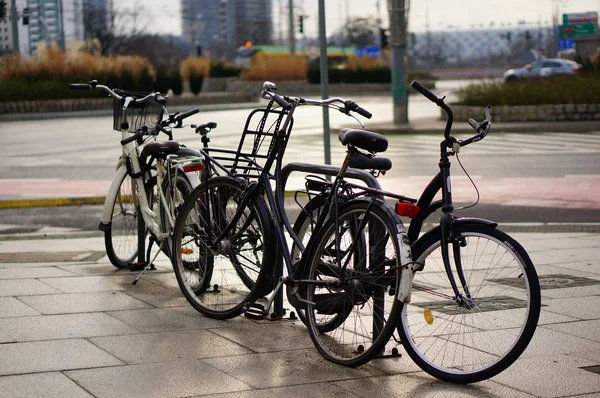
[176,181,267,313]
[110,176,138,264]
[400,231,537,378]
[306,206,400,364]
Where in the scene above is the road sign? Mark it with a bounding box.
[558,23,598,39]
[355,47,381,58]
[563,12,598,24]
[559,39,575,49]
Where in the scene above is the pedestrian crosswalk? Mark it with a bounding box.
[281,132,600,164]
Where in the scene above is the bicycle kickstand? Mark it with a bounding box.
[131,236,159,285]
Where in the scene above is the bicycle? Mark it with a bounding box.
[69,80,205,274]
[382,81,541,383]
[283,81,541,382]
[171,81,414,367]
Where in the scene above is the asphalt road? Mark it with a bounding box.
[1,82,599,233]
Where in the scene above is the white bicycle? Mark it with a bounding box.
[70,80,209,273]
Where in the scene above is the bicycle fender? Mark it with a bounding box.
[100,163,128,227]
[413,217,498,251]
[397,229,415,304]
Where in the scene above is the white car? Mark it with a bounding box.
[503,59,581,81]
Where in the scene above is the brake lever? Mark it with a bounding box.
[467,105,492,135]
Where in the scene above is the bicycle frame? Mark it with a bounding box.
[94,88,203,247]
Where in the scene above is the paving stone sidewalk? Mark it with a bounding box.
[0,231,598,397]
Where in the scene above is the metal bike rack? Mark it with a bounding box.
[272,161,384,319]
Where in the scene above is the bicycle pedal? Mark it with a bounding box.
[244,303,266,320]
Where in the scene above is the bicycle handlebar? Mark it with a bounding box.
[69,83,91,90]
[173,108,199,127]
[410,80,491,147]
[69,79,160,107]
[261,90,292,110]
[344,100,372,119]
[411,80,440,104]
[260,81,372,120]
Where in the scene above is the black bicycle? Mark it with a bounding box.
[390,81,541,383]
[278,80,541,383]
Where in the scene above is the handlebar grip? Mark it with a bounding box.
[70,83,90,90]
[345,100,372,119]
[355,105,372,119]
[175,108,199,122]
[411,80,439,103]
[272,94,292,111]
[120,133,140,146]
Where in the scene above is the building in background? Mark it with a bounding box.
[25,0,65,53]
[0,0,20,54]
[409,25,557,66]
[181,0,272,60]
[78,0,111,41]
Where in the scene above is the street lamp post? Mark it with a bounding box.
[388,0,408,124]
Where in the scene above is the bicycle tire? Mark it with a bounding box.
[104,172,154,269]
[397,223,541,383]
[303,199,404,367]
[158,172,194,258]
[291,193,354,332]
[171,176,276,319]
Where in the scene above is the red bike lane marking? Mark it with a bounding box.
[1,176,599,209]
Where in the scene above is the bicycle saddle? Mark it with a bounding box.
[338,128,388,153]
[349,151,392,171]
[140,140,180,164]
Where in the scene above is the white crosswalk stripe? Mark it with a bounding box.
[281,132,600,161]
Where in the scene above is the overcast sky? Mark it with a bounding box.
[128,0,599,37]
[47,0,600,37]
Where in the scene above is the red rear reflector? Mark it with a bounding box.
[396,202,420,218]
[183,163,204,172]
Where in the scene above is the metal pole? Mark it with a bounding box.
[9,0,19,52]
[318,0,331,165]
[288,0,295,54]
[388,0,408,124]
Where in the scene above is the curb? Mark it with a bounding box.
[0,101,261,122]
[0,196,106,209]
[0,191,303,209]
[1,223,599,241]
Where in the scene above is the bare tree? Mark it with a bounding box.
[330,16,378,48]
[81,3,149,56]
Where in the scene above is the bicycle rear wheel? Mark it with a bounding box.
[292,193,355,332]
[303,199,404,367]
[171,176,276,319]
[398,224,541,383]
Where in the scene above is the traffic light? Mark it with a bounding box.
[524,30,531,40]
[22,7,30,25]
[379,28,388,49]
[0,0,7,21]
[506,32,511,42]
[298,15,304,34]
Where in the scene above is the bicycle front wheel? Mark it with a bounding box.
[304,200,404,367]
[158,172,194,259]
[398,224,541,383]
[104,172,152,269]
[171,176,276,319]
